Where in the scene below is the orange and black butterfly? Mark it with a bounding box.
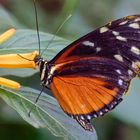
[34,15,140,131]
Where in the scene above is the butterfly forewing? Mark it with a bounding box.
[50,15,140,69]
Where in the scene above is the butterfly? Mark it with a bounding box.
[34,15,140,131]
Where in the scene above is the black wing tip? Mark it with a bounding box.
[75,116,94,132]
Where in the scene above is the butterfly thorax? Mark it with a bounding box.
[34,56,52,86]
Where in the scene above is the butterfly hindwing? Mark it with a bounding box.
[50,56,133,130]
[50,74,123,130]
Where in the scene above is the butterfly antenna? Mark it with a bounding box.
[40,14,72,56]
[14,0,40,62]
[33,0,41,55]
[28,86,44,117]
[17,54,33,61]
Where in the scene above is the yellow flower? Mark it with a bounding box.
[0,77,21,89]
[0,28,38,90]
[0,51,38,69]
[0,28,16,44]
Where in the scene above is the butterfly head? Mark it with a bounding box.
[34,55,43,64]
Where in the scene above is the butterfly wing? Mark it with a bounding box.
[51,75,123,131]
[47,15,140,130]
[51,75,122,115]
[50,15,140,73]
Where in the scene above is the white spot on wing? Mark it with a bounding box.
[128,69,133,75]
[93,114,97,118]
[114,101,117,105]
[82,41,94,47]
[105,109,108,112]
[99,112,103,116]
[116,36,127,42]
[110,104,114,109]
[96,47,101,52]
[131,46,140,55]
[118,79,123,85]
[112,31,119,36]
[100,27,109,33]
[129,23,140,29]
[116,69,122,74]
[114,54,123,62]
[119,20,128,25]
[80,116,84,120]
[87,115,91,120]
[134,18,140,22]
[71,115,74,119]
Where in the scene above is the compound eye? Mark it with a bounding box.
[34,56,42,64]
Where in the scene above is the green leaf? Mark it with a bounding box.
[0,87,97,140]
[0,29,70,57]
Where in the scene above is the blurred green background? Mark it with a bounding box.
[0,0,140,140]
